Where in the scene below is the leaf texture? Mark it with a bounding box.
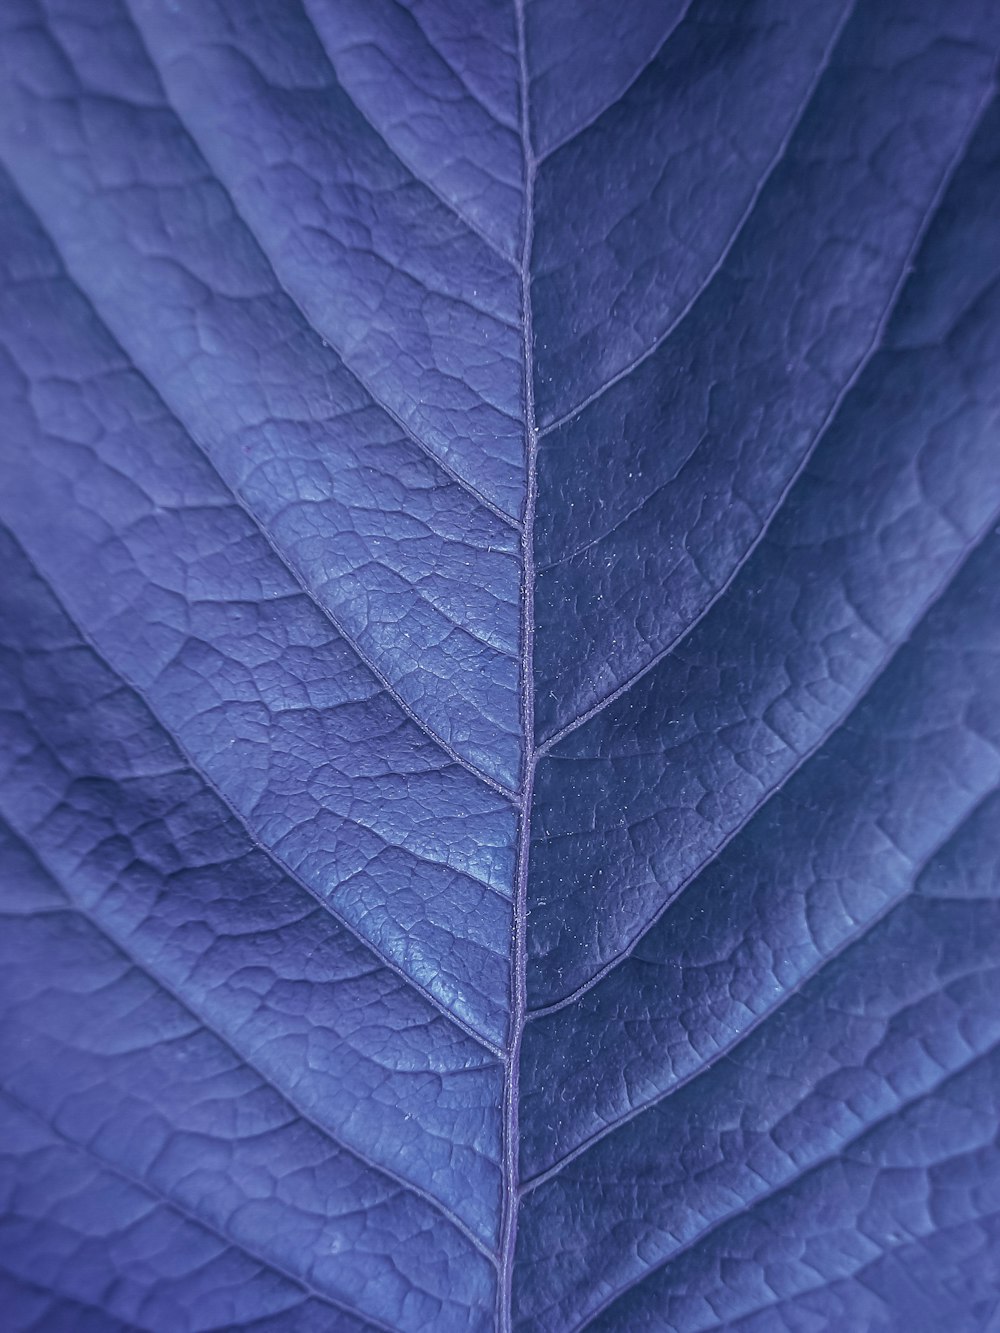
[0,1,999,1330]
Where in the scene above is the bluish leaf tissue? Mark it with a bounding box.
[1,1,999,1329]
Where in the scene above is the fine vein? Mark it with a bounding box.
[1,1087,401,1331]
[535,0,696,165]
[522,776,999,1197]
[0,813,494,1260]
[537,0,856,437]
[298,0,520,268]
[123,0,524,531]
[535,76,990,756]
[574,1034,1000,1331]
[528,506,1000,1023]
[10,537,505,1063]
[0,167,519,805]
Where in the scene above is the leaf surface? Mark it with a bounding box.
[1,2,999,1330]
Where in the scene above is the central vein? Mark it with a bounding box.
[498,3,538,1329]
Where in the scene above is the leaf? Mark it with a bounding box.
[0,2,999,1331]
